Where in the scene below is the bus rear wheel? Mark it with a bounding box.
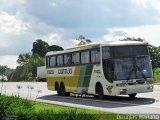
[55,82,61,95]
[60,83,66,96]
[128,93,137,98]
[96,83,104,99]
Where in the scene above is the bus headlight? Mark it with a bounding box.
[146,80,153,84]
[120,89,127,94]
[147,86,153,89]
[116,83,127,87]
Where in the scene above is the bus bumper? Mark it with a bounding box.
[114,84,154,95]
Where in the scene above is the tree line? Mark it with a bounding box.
[8,39,63,81]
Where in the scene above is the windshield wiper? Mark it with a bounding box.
[127,62,137,80]
[127,57,146,80]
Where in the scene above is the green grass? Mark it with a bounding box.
[154,68,160,83]
[33,102,148,120]
[33,103,111,120]
[0,95,148,120]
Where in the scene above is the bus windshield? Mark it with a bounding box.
[102,45,153,81]
[114,56,153,80]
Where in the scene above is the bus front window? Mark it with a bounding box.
[115,56,153,80]
[102,47,115,83]
[103,59,114,83]
[102,45,153,82]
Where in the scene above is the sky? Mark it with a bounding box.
[0,0,160,68]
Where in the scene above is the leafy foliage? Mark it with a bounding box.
[28,54,45,77]
[32,39,63,57]
[76,35,92,46]
[147,44,160,68]
[32,39,49,58]
[17,53,31,66]
[121,37,144,42]
[0,65,13,81]
[0,95,97,120]
[48,45,63,51]
[154,68,160,82]
[0,65,7,76]
[0,95,34,119]
[9,39,64,81]
[8,65,29,81]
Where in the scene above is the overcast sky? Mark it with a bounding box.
[0,0,160,68]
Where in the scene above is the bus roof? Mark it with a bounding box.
[46,40,146,56]
[101,40,145,46]
[46,43,100,56]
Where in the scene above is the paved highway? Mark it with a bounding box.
[1,82,160,114]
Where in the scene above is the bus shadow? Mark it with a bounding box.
[103,95,155,105]
[37,94,156,108]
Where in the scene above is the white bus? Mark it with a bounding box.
[46,41,153,98]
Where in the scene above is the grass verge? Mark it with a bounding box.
[0,95,148,120]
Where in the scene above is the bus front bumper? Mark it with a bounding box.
[114,84,154,95]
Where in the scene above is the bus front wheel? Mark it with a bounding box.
[128,93,137,98]
[96,83,104,99]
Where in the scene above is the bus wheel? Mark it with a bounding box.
[128,93,137,98]
[55,82,60,95]
[96,83,104,99]
[60,83,66,96]
[65,92,70,96]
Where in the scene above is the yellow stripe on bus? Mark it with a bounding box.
[47,66,81,92]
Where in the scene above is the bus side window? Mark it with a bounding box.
[72,52,80,65]
[91,49,100,63]
[64,54,72,66]
[50,56,56,67]
[81,51,90,64]
[57,55,63,66]
[46,57,50,67]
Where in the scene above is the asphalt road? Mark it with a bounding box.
[1,82,160,114]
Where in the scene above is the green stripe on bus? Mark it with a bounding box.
[77,65,93,92]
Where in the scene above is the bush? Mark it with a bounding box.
[0,95,97,120]
[154,68,160,82]
[0,95,34,119]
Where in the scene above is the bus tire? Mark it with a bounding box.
[65,92,70,96]
[55,82,60,95]
[60,82,66,96]
[96,83,104,99]
[128,93,137,98]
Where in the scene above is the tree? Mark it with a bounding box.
[121,37,144,42]
[32,39,64,57]
[76,35,92,46]
[10,39,65,81]
[32,39,49,57]
[17,53,31,66]
[28,54,45,77]
[48,45,63,51]
[0,65,7,76]
[147,44,160,68]
[0,65,8,82]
